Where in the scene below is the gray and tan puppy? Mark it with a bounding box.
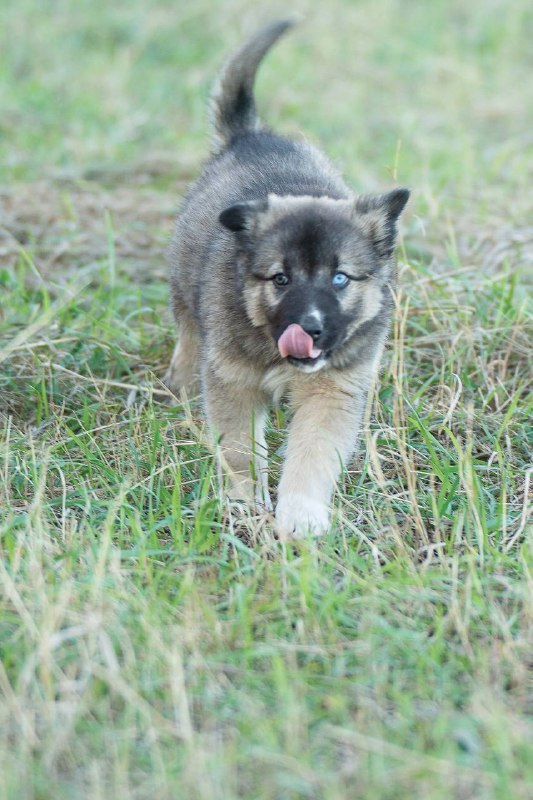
[167,19,409,536]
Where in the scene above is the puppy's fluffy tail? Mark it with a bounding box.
[209,19,297,153]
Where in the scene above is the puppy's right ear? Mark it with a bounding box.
[353,188,410,260]
[219,199,269,232]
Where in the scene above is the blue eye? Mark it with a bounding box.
[272,273,290,287]
[332,272,349,289]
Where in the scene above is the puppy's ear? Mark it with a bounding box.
[219,199,269,232]
[354,188,410,259]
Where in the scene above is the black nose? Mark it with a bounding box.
[300,313,323,342]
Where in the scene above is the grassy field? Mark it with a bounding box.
[1,0,532,798]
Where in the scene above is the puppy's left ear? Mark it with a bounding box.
[219,199,269,233]
[354,188,410,259]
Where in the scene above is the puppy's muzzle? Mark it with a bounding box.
[299,312,323,342]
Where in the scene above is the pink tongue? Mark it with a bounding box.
[277,324,322,360]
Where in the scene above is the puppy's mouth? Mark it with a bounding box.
[286,354,325,369]
[277,324,324,365]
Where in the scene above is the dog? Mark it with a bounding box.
[167,19,409,536]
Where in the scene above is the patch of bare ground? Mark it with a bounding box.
[0,178,180,282]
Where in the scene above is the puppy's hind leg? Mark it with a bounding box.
[165,315,200,395]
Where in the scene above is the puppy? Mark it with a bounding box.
[167,19,409,536]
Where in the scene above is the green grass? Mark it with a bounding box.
[1,0,532,798]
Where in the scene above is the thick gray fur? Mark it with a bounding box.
[167,20,410,537]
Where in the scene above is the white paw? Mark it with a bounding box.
[275,493,330,538]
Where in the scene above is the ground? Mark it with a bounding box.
[0,1,532,798]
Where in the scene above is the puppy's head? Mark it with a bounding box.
[219,190,409,371]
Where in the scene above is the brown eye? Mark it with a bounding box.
[272,273,290,287]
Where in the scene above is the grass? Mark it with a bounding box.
[1,0,532,798]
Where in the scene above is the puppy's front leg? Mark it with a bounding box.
[203,369,271,509]
[276,372,370,536]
